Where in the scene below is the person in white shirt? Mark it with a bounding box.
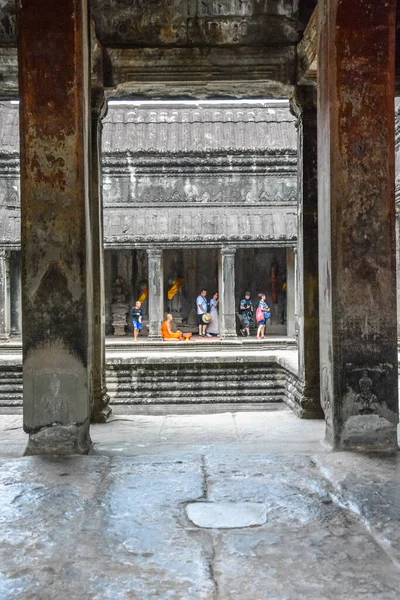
[196,289,211,337]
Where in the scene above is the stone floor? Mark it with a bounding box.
[1,409,400,599]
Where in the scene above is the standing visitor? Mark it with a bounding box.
[207,292,219,336]
[256,293,270,339]
[196,289,210,337]
[239,291,253,337]
[131,300,143,342]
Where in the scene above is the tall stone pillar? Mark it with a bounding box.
[18,0,93,455]
[286,247,296,337]
[147,248,164,340]
[218,246,237,339]
[0,248,10,339]
[318,0,398,449]
[90,91,111,423]
[10,252,22,336]
[291,87,323,419]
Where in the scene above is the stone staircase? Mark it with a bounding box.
[0,362,287,407]
[0,366,23,406]
[106,362,287,404]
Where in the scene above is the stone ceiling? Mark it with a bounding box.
[0,1,309,100]
[1,1,399,99]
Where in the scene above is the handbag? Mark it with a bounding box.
[255,306,264,322]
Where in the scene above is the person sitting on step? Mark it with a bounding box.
[161,313,183,341]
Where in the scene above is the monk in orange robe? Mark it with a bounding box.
[161,314,183,341]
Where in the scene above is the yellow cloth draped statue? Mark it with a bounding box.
[138,286,149,303]
[167,278,185,301]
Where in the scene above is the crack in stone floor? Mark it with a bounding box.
[0,411,399,599]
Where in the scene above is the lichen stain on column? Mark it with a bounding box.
[18,0,92,454]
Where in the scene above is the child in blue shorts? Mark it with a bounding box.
[131,301,143,341]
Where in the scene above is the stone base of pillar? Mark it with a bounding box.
[24,419,91,456]
[148,334,163,341]
[339,415,398,452]
[286,376,324,420]
[91,387,112,423]
[221,333,238,340]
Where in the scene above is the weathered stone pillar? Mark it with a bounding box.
[291,87,323,419]
[147,247,164,340]
[218,246,237,339]
[90,91,111,423]
[286,247,296,337]
[0,248,10,339]
[395,99,400,341]
[18,0,93,454]
[318,0,398,449]
[10,252,22,337]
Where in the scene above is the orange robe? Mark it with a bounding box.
[161,321,183,341]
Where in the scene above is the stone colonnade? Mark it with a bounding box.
[16,0,400,453]
[145,245,296,340]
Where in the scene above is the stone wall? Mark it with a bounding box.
[0,100,297,249]
[102,100,298,247]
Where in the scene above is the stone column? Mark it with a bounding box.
[18,0,93,455]
[318,0,398,449]
[395,100,400,340]
[286,247,296,337]
[90,91,111,423]
[10,251,22,337]
[147,248,164,340]
[218,246,237,339]
[0,248,10,339]
[291,87,323,419]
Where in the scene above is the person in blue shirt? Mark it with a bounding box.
[196,289,210,337]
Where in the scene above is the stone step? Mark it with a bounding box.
[105,373,286,384]
[107,378,285,391]
[105,367,285,377]
[110,394,284,404]
[0,360,289,407]
[0,372,23,379]
[0,384,23,392]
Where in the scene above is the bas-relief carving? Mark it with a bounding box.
[197,1,293,18]
[104,207,297,243]
[356,370,379,415]
[343,367,391,422]
[34,372,77,427]
[103,173,297,206]
[91,0,188,45]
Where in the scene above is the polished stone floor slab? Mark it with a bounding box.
[0,412,399,599]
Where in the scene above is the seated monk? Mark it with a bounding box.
[161,314,183,341]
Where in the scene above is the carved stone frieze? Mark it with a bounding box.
[103,206,297,246]
[91,0,298,46]
[102,170,297,207]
